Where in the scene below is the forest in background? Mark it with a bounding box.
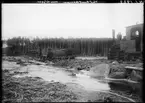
[4,37,114,56]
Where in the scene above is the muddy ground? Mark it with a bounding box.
[2,56,143,102]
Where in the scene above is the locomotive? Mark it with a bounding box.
[108,23,143,61]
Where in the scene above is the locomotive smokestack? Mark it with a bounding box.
[112,29,115,42]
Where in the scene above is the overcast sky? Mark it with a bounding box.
[2,3,143,39]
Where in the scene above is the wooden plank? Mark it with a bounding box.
[125,66,143,71]
[105,77,140,84]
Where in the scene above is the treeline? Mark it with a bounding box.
[5,37,114,56]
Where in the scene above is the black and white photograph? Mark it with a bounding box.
[2,3,143,102]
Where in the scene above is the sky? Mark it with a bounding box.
[2,3,143,40]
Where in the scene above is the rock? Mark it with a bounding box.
[16,62,21,64]
[136,59,141,62]
[77,66,83,70]
[86,67,90,71]
[110,64,126,73]
[109,72,127,79]
[130,70,142,82]
[104,97,113,102]
[35,63,41,65]
[71,73,76,76]
[112,61,119,65]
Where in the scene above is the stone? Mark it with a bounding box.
[112,61,119,65]
[130,70,142,82]
[109,71,127,79]
[110,64,126,73]
[71,73,76,76]
[77,66,83,70]
[86,67,90,71]
[104,97,113,102]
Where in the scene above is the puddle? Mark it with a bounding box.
[3,60,110,91]
[75,73,110,91]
